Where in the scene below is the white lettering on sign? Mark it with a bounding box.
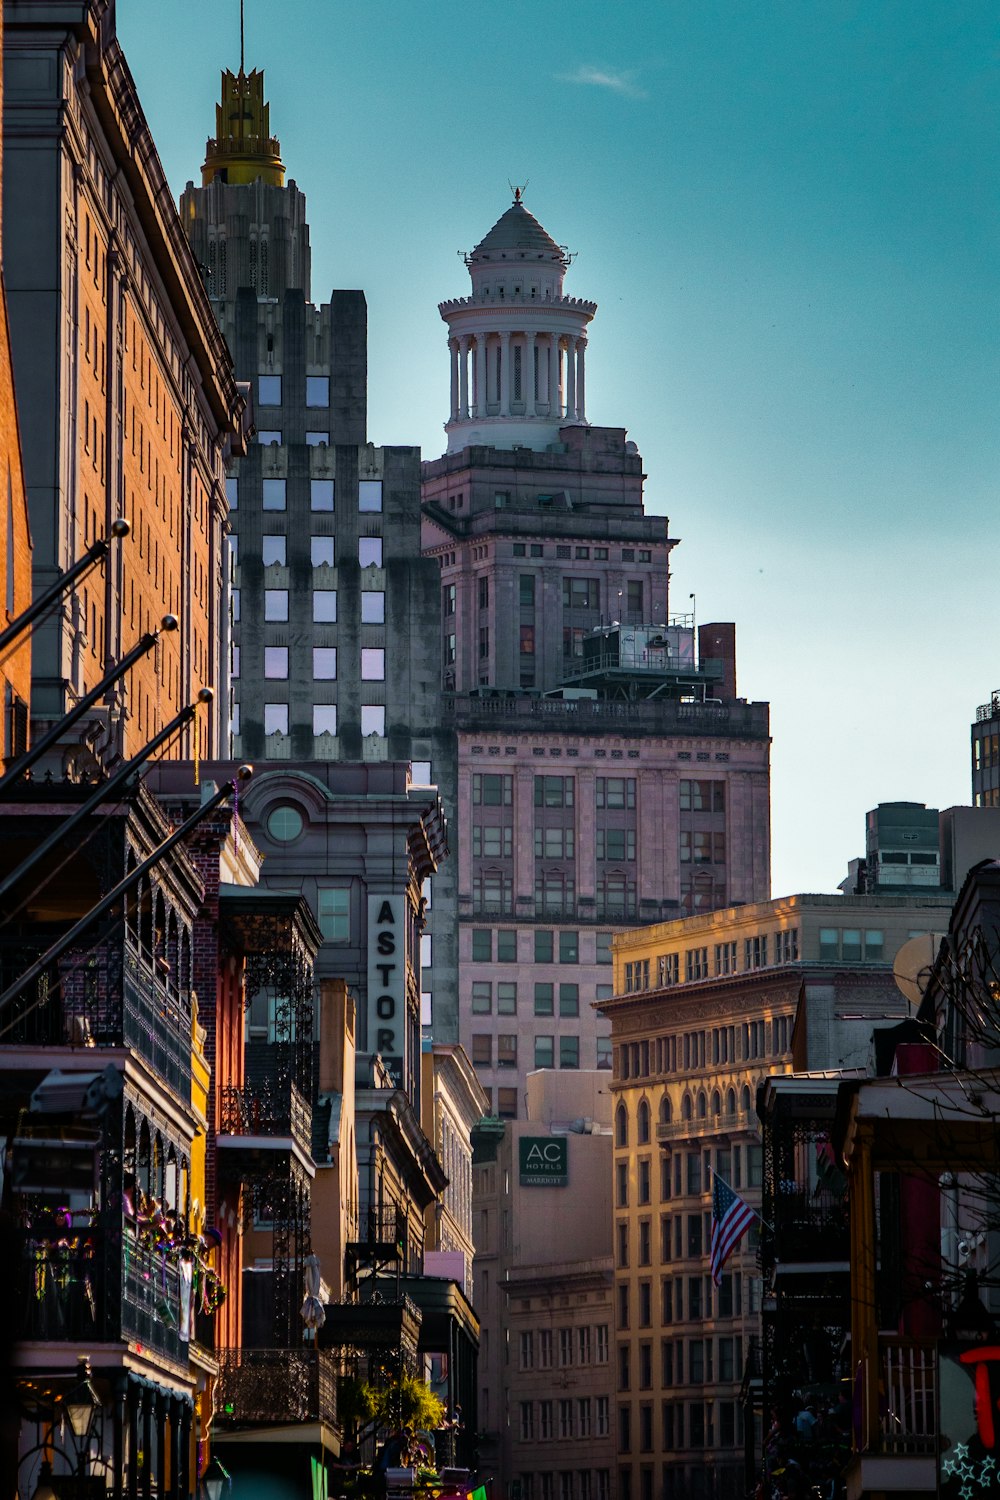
[525,1143,564,1163]
[368,893,405,1080]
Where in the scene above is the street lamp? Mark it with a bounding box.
[30,1462,59,1500]
[203,1456,231,1500]
[64,1358,100,1450]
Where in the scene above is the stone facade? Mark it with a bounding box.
[0,0,31,769]
[180,65,459,1040]
[3,1,245,767]
[599,891,956,1500]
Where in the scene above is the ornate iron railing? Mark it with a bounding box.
[215,1348,339,1429]
[121,1226,185,1364]
[657,1108,756,1141]
[18,1227,105,1341]
[219,1080,312,1154]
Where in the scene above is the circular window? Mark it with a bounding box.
[267,805,303,842]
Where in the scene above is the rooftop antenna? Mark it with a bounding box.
[239,0,245,73]
[508,179,529,204]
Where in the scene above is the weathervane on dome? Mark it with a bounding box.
[509,180,529,204]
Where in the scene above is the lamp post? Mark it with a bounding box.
[63,1357,100,1499]
[202,1455,231,1500]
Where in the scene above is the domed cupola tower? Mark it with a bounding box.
[439,190,596,453]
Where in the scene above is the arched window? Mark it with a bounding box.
[726,1088,737,1119]
[697,1090,708,1120]
[660,1095,672,1126]
[741,1084,752,1116]
[681,1093,692,1121]
[711,1090,722,1119]
[637,1100,650,1145]
[615,1104,629,1149]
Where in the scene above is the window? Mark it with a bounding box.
[225,477,239,510]
[359,537,383,567]
[313,705,337,736]
[559,983,579,1017]
[679,780,725,812]
[598,828,637,861]
[258,374,281,405]
[472,1035,493,1066]
[540,1330,553,1369]
[578,1326,591,1364]
[262,479,286,511]
[264,703,288,735]
[498,982,517,1014]
[312,587,338,624]
[478,576,489,610]
[597,932,613,965]
[267,805,302,841]
[265,590,288,621]
[498,1034,517,1068]
[257,429,281,445]
[306,431,329,446]
[618,1340,630,1386]
[317,887,349,940]
[520,574,536,606]
[443,584,456,616]
[262,534,286,566]
[312,536,335,567]
[534,827,575,858]
[596,1036,612,1069]
[559,931,578,963]
[471,981,492,1014]
[744,934,769,969]
[310,479,334,512]
[264,646,288,678]
[520,625,535,655]
[472,929,492,962]
[519,1403,534,1442]
[361,705,385,736]
[596,777,635,809]
[559,1400,573,1439]
[865,928,884,960]
[578,1398,592,1438]
[638,1159,651,1204]
[520,1331,534,1370]
[535,1036,554,1068]
[359,480,383,512]
[562,578,600,609]
[362,591,385,623]
[313,648,337,679]
[560,1327,574,1367]
[560,1036,580,1069]
[361,648,385,680]
[306,375,329,407]
[498,1087,518,1118]
[842,928,862,961]
[473,825,513,857]
[498,930,517,962]
[535,776,574,808]
[535,930,554,962]
[540,1402,553,1440]
[474,774,512,806]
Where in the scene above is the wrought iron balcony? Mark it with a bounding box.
[0,938,192,1100]
[321,1293,422,1367]
[17,1223,185,1365]
[769,1189,850,1267]
[215,1347,339,1430]
[218,1080,312,1157]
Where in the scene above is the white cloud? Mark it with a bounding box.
[559,64,646,100]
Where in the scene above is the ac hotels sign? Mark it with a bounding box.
[519,1136,569,1187]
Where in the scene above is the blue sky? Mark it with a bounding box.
[119,0,999,896]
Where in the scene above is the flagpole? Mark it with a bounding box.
[710,1163,775,1234]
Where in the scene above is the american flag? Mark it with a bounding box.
[710,1173,757,1285]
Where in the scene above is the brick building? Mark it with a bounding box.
[3,0,246,770]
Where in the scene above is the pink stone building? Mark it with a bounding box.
[421,195,771,1116]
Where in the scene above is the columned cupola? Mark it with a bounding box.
[439,190,596,453]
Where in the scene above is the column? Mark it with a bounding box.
[523,334,535,418]
[499,331,511,417]
[549,334,561,417]
[458,335,470,420]
[475,334,488,417]
[449,338,459,422]
[565,336,577,420]
[576,338,587,423]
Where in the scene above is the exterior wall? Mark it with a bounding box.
[421,1042,489,1301]
[314,977,358,1306]
[472,1073,615,1500]
[181,80,458,1044]
[456,721,771,1114]
[972,691,1000,808]
[422,428,670,696]
[601,890,958,1500]
[0,0,31,768]
[3,2,244,765]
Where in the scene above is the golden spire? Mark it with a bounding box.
[202,65,285,188]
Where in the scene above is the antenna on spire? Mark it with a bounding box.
[508,179,529,204]
[239,0,245,73]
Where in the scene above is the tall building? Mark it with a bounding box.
[421,195,771,1109]
[0,0,31,770]
[598,890,955,1500]
[472,1071,616,1498]
[180,59,458,1037]
[972,687,1000,808]
[3,0,246,770]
